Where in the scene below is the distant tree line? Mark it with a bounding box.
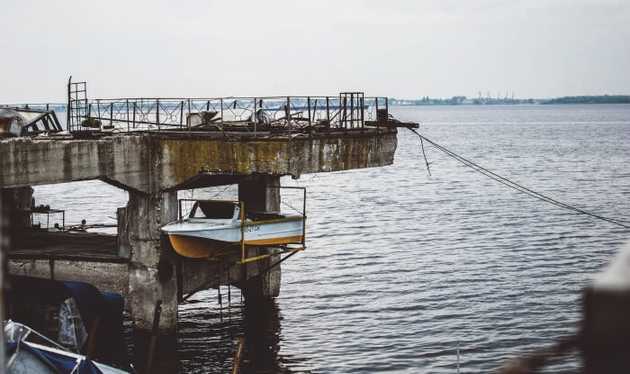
[388,96,533,106]
[542,95,630,104]
[387,94,630,106]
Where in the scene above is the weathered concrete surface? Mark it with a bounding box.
[122,191,179,332]
[0,129,397,193]
[122,191,179,374]
[7,258,129,296]
[179,252,273,296]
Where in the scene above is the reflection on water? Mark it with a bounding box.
[179,288,244,373]
[241,299,286,374]
[179,288,308,374]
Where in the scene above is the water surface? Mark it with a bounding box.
[34,104,630,373]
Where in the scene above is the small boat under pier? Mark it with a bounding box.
[162,190,306,261]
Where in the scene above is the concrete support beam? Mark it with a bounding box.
[0,130,397,193]
[123,191,179,373]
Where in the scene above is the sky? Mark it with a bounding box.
[1,0,629,102]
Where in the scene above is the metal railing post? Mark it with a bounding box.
[350,93,354,128]
[375,97,380,132]
[109,102,113,129]
[307,97,311,126]
[220,98,224,125]
[126,99,130,132]
[360,96,364,128]
[187,99,191,129]
[67,77,72,132]
[252,98,258,137]
[343,95,347,129]
[180,100,184,128]
[132,101,137,129]
[96,99,101,130]
[156,99,160,132]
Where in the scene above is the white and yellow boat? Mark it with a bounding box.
[161,200,305,259]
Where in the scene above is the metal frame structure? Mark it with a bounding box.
[67,77,88,131]
[65,79,388,134]
[0,107,63,136]
[27,208,65,231]
[238,186,306,265]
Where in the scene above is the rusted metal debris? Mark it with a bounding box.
[0,107,63,138]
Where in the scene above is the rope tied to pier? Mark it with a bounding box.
[409,128,630,229]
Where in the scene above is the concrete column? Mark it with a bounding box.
[238,175,282,300]
[124,191,179,373]
[1,186,32,259]
[1,186,33,233]
[117,207,129,258]
[238,174,281,213]
[242,299,282,372]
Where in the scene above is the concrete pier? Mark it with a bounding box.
[0,130,396,192]
[0,127,397,371]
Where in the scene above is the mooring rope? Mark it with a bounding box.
[409,129,630,229]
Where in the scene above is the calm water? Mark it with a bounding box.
[34,104,630,373]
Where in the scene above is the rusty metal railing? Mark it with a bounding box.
[67,85,388,134]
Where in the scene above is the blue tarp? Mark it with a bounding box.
[6,342,104,374]
[7,276,129,368]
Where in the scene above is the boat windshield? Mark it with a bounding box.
[190,201,236,219]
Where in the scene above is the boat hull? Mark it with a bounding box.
[168,234,304,258]
[163,216,304,258]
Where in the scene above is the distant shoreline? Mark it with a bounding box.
[389,95,630,106]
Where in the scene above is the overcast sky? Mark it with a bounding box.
[1,0,629,102]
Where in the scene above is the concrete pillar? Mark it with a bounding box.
[242,299,282,372]
[117,207,130,258]
[238,175,282,300]
[1,186,32,260]
[124,191,179,373]
[1,186,33,233]
[238,174,281,213]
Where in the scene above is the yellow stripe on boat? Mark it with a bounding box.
[168,234,304,258]
[245,235,303,245]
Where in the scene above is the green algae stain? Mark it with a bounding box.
[160,138,290,185]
